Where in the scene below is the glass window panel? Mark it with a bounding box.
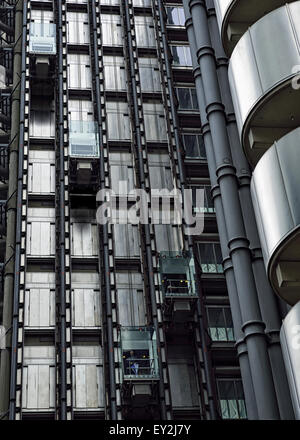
[214,243,223,273]
[197,242,223,273]
[183,134,197,157]
[177,88,192,109]
[238,400,247,419]
[183,134,206,159]
[177,8,186,26]
[217,380,247,419]
[191,88,199,109]
[171,46,186,65]
[184,46,192,66]
[166,7,185,26]
[167,7,177,25]
[228,400,239,419]
[208,307,234,341]
[205,186,214,212]
[197,135,206,159]
[220,400,230,419]
[198,243,215,273]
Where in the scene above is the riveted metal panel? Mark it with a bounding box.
[115,272,146,326]
[106,101,131,140]
[72,344,104,410]
[24,288,55,328]
[154,224,182,252]
[68,54,92,90]
[28,150,55,194]
[71,209,98,257]
[30,108,55,138]
[148,152,174,190]
[72,289,101,327]
[22,345,56,411]
[167,345,199,408]
[135,16,156,48]
[133,0,151,6]
[143,103,167,142]
[110,151,135,194]
[67,12,89,45]
[101,14,123,46]
[31,10,54,21]
[26,208,56,257]
[139,57,161,93]
[68,99,94,120]
[168,360,199,407]
[104,56,127,91]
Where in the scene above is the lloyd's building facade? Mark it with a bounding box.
[0,0,299,421]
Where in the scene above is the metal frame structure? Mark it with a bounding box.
[55,0,73,420]
[183,0,294,420]
[0,0,270,421]
[151,0,217,419]
[88,0,120,420]
[120,0,171,419]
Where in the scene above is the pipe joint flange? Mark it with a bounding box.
[235,339,248,356]
[207,8,216,18]
[185,17,193,29]
[242,320,266,339]
[228,236,250,254]
[216,162,236,180]
[210,183,221,200]
[206,101,225,117]
[266,329,281,345]
[193,65,202,79]
[196,45,215,62]
[226,112,237,124]
[223,256,233,273]
[189,0,206,10]
[217,57,228,68]
[251,247,263,261]
[201,121,210,135]
[238,173,251,187]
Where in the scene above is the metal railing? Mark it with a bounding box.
[163,278,196,297]
[123,357,157,377]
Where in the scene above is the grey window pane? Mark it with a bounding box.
[235,380,245,399]
[224,308,233,328]
[217,380,247,419]
[177,88,192,109]
[199,243,215,272]
[183,134,197,157]
[178,8,186,26]
[220,400,230,419]
[214,243,223,266]
[172,46,186,65]
[197,135,206,158]
[167,7,177,25]
[208,308,225,327]
[205,186,214,211]
[228,400,239,419]
[238,400,247,418]
[218,380,235,399]
[191,88,199,109]
[171,46,180,64]
[167,7,185,26]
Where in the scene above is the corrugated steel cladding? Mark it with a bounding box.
[0,0,241,420]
